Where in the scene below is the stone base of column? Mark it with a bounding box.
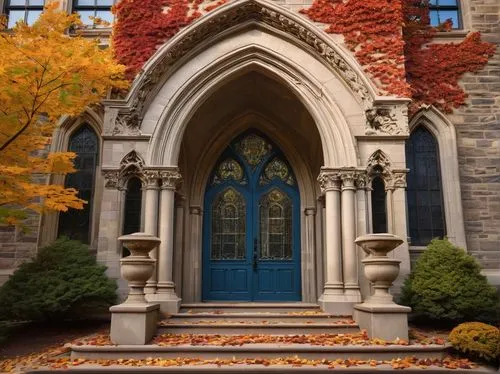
[110,303,159,345]
[147,288,181,315]
[353,303,411,341]
[318,293,355,316]
[144,280,157,294]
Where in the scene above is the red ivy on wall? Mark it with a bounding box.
[112,0,495,114]
[300,0,496,114]
[113,0,227,78]
[300,0,411,97]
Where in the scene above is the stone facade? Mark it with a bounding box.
[0,0,498,299]
[453,0,500,275]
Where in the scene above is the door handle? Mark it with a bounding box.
[253,238,258,272]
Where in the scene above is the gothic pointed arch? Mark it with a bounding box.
[119,150,146,187]
[367,149,393,186]
[123,0,377,119]
[408,106,466,248]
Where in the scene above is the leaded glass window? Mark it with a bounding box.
[371,176,387,233]
[212,158,246,185]
[429,0,461,29]
[406,126,446,246]
[4,0,45,29]
[234,134,272,169]
[260,158,295,186]
[57,125,98,244]
[259,189,292,260]
[211,188,246,260]
[73,0,115,27]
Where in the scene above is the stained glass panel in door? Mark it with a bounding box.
[211,188,246,260]
[259,188,292,260]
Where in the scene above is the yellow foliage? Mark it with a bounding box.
[449,322,500,362]
[0,2,128,225]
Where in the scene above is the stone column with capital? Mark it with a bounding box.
[143,171,160,294]
[317,169,344,313]
[388,170,411,290]
[147,169,182,314]
[340,169,362,303]
[304,207,317,302]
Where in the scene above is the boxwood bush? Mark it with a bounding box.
[401,239,499,324]
[449,322,499,363]
[0,238,117,322]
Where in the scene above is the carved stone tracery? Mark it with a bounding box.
[117,0,373,129]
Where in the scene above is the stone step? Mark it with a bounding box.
[180,303,321,314]
[166,312,348,323]
[157,321,359,335]
[26,363,494,374]
[71,343,449,361]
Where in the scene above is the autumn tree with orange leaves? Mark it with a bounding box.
[0,3,128,225]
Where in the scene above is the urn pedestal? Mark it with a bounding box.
[110,233,161,345]
[353,234,411,341]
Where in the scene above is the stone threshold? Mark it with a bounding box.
[70,343,450,361]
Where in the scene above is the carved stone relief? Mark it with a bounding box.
[365,104,409,136]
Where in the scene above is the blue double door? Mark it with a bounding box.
[202,132,301,301]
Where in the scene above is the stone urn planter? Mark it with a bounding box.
[110,233,161,345]
[353,233,411,341]
[119,233,161,304]
[355,233,403,305]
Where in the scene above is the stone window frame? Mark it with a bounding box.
[408,106,467,251]
[38,110,104,250]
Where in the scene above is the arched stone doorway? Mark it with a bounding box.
[99,0,411,314]
[178,71,324,303]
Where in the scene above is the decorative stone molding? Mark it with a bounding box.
[112,110,141,136]
[160,170,183,191]
[318,170,341,193]
[365,104,409,136]
[366,150,393,187]
[121,0,374,123]
[120,151,146,183]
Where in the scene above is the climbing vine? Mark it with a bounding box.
[112,0,495,114]
[112,0,227,78]
[300,0,495,113]
[300,0,410,97]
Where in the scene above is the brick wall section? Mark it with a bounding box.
[454,0,500,269]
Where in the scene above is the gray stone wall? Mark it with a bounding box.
[454,0,500,270]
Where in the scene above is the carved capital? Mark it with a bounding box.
[304,207,316,216]
[160,170,182,190]
[103,170,120,189]
[365,104,409,136]
[392,170,408,189]
[318,170,341,193]
[190,206,203,216]
[339,169,357,190]
[355,171,369,189]
[143,170,160,189]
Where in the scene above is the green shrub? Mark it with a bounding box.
[401,239,499,324]
[449,322,499,362]
[0,238,117,322]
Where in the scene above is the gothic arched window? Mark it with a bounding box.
[57,125,99,244]
[371,175,387,234]
[406,126,446,246]
[123,177,142,235]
